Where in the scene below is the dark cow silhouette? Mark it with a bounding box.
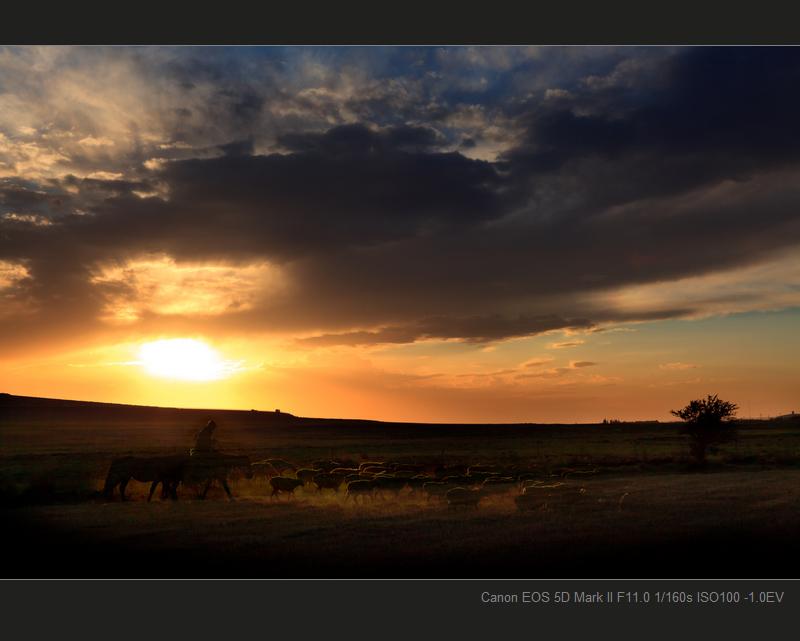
[269,477,304,499]
[103,455,188,502]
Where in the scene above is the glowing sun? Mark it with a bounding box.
[139,339,224,380]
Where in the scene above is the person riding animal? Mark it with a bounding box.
[192,420,219,455]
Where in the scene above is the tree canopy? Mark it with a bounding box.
[671,395,738,463]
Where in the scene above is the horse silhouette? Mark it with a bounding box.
[176,452,254,501]
[103,455,188,502]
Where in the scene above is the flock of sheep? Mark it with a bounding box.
[246,458,601,511]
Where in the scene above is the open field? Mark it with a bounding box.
[2,394,800,578]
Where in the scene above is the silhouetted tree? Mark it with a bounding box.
[671,395,738,464]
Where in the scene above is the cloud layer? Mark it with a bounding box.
[2,46,800,356]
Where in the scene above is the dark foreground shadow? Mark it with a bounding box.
[4,507,798,579]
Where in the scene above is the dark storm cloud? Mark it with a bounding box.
[505,47,800,207]
[277,123,447,155]
[2,46,800,352]
[132,128,516,263]
[0,182,67,217]
[57,175,158,196]
[216,138,255,157]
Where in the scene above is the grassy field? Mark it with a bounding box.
[2,394,799,579]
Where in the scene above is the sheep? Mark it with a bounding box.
[517,482,574,510]
[251,461,280,482]
[508,465,536,476]
[312,473,346,494]
[522,482,567,494]
[480,478,518,500]
[423,481,462,502]
[441,474,480,488]
[468,464,504,475]
[434,465,468,478]
[464,471,493,485]
[345,479,377,505]
[263,458,297,475]
[345,473,373,485]
[392,463,427,475]
[358,461,385,471]
[390,469,418,479]
[516,473,539,490]
[312,460,340,472]
[270,477,304,500]
[520,478,547,492]
[361,465,393,475]
[560,467,601,481]
[446,487,488,510]
[373,476,409,501]
[406,475,433,499]
[330,467,360,476]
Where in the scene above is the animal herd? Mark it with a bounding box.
[102,453,602,511]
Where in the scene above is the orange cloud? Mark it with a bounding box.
[548,340,585,349]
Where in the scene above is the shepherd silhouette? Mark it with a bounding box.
[192,420,219,455]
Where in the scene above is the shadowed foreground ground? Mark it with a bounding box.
[5,470,799,579]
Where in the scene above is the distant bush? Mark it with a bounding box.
[671,395,738,465]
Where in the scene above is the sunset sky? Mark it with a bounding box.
[1,46,798,423]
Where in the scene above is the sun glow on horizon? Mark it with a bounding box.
[139,339,226,381]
